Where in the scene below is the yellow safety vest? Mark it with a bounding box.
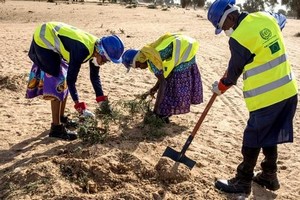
[33,22,97,63]
[149,33,199,78]
[231,12,298,111]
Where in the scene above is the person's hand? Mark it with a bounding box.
[96,96,112,114]
[96,96,108,104]
[211,81,222,95]
[74,102,87,113]
[74,102,95,118]
[82,109,95,118]
[141,91,150,100]
[211,79,231,95]
[149,88,157,98]
[141,88,157,100]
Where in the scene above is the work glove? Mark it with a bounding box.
[96,96,112,114]
[211,78,231,95]
[74,102,95,118]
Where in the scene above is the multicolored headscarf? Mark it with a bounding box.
[95,39,111,61]
[134,32,177,70]
[135,45,162,70]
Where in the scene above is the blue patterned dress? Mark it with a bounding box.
[148,43,203,116]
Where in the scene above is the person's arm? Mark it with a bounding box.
[89,59,111,110]
[146,56,166,113]
[152,43,171,112]
[153,73,166,114]
[59,35,89,103]
[150,79,160,95]
[67,61,95,117]
[89,59,104,97]
[223,38,254,86]
[60,35,95,116]
[67,62,81,103]
[212,38,254,95]
[144,60,164,97]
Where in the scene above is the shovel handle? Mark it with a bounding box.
[191,93,217,137]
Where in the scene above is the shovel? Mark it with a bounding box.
[162,93,217,169]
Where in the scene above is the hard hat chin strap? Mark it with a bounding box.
[218,5,239,30]
[96,39,111,62]
[102,48,111,62]
[131,50,140,69]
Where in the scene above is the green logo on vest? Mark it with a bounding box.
[260,28,272,40]
[269,42,280,54]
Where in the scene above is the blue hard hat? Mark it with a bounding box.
[121,49,139,72]
[96,35,124,63]
[207,0,236,34]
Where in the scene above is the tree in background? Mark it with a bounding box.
[181,0,205,8]
[241,0,299,18]
[278,8,287,16]
[203,0,298,19]
[282,0,300,18]
[242,0,265,12]
[194,0,205,7]
[242,0,279,12]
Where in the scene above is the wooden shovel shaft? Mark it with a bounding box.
[162,93,218,169]
[191,93,217,137]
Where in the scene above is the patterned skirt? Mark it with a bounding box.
[25,60,68,102]
[157,63,203,116]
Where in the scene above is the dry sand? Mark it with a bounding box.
[0,1,300,199]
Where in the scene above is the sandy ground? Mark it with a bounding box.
[0,1,300,199]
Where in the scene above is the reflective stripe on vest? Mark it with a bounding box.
[34,22,97,63]
[172,36,193,66]
[153,34,199,78]
[243,72,293,98]
[40,23,62,53]
[231,12,297,111]
[243,54,287,80]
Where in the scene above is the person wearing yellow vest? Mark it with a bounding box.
[26,22,124,140]
[121,33,203,123]
[207,0,298,195]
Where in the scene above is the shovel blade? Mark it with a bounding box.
[162,146,196,169]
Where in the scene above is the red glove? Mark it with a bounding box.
[218,78,231,93]
[211,78,231,95]
[74,102,87,113]
[96,95,112,114]
[96,96,108,103]
[74,102,95,118]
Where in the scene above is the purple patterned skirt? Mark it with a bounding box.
[157,63,203,116]
[25,60,68,102]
